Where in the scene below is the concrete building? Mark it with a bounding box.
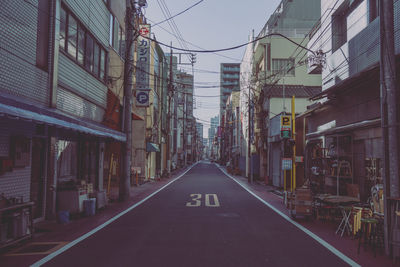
[208,115,219,160]
[0,0,125,230]
[175,70,193,166]
[304,0,388,198]
[303,0,400,256]
[220,63,240,119]
[241,0,321,185]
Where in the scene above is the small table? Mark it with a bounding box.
[336,206,353,237]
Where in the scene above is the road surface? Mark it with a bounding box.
[39,162,350,267]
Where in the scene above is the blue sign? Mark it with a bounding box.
[136,90,149,107]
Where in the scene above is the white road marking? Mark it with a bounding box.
[217,165,360,267]
[31,163,198,267]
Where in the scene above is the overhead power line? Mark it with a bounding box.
[146,32,316,54]
[152,0,204,27]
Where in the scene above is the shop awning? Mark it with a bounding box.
[0,102,126,142]
[306,118,381,139]
[146,142,160,152]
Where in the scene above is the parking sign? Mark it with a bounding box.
[136,90,149,107]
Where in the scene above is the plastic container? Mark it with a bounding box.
[58,210,70,224]
[83,198,96,216]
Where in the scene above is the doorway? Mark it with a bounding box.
[30,138,47,221]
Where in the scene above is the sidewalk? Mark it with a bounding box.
[222,166,395,267]
[0,167,191,267]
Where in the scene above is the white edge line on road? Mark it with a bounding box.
[31,163,198,267]
[217,165,360,267]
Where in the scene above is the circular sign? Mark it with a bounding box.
[137,91,149,104]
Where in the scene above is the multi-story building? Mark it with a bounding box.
[245,0,321,186]
[220,63,240,118]
[175,70,193,166]
[306,0,400,205]
[195,122,204,160]
[303,0,400,255]
[0,0,126,226]
[222,92,241,167]
[208,115,219,149]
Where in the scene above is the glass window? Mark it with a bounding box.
[100,48,106,80]
[57,140,78,180]
[272,58,295,76]
[77,24,85,64]
[85,34,94,71]
[93,42,100,77]
[109,14,113,46]
[67,15,77,58]
[60,7,67,49]
[113,18,120,52]
[119,27,125,57]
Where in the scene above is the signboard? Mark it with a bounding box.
[295,156,304,163]
[136,24,151,91]
[281,115,291,128]
[282,158,293,170]
[136,90,150,107]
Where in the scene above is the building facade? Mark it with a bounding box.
[0,0,126,225]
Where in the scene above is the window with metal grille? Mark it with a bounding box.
[272,58,295,76]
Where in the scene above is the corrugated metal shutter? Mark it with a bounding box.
[0,119,34,202]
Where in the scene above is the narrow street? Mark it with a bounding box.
[36,162,350,267]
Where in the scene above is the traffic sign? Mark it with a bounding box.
[281,115,291,128]
[136,90,149,107]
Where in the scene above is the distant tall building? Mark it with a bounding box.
[220,63,240,119]
[208,115,219,148]
[196,122,203,141]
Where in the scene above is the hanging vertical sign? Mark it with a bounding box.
[136,24,151,92]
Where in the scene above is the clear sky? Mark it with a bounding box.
[144,0,281,137]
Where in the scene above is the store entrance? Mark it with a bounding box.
[30,137,46,221]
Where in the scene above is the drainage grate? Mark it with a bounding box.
[6,242,67,256]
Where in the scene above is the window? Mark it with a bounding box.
[60,7,67,49]
[100,48,106,80]
[67,15,77,58]
[77,24,85,64]
[93,43,100,76]
[109,14,124,56]
[85,35,94,71]
[332,11,347,52]
[113,18,120,51]
[57,140,78,180]
[272,58,295,76]
[59,6,107,82]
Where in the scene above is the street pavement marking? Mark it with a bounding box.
[186,193,202,207]
[217,165,361,267]
[31,163,198,267]
[205,194,220,207]
[186,193,220,207]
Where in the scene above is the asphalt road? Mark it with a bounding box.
[41,162,350,267]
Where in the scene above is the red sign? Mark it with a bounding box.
[139,26,150,37]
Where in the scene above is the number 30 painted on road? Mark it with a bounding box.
[186,194,220,207]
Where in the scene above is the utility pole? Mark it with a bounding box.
[120,0,136,201]
[182,86,186,167]
[167,46,173,174]
[380,0,399,255]
[247,84,252,183]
